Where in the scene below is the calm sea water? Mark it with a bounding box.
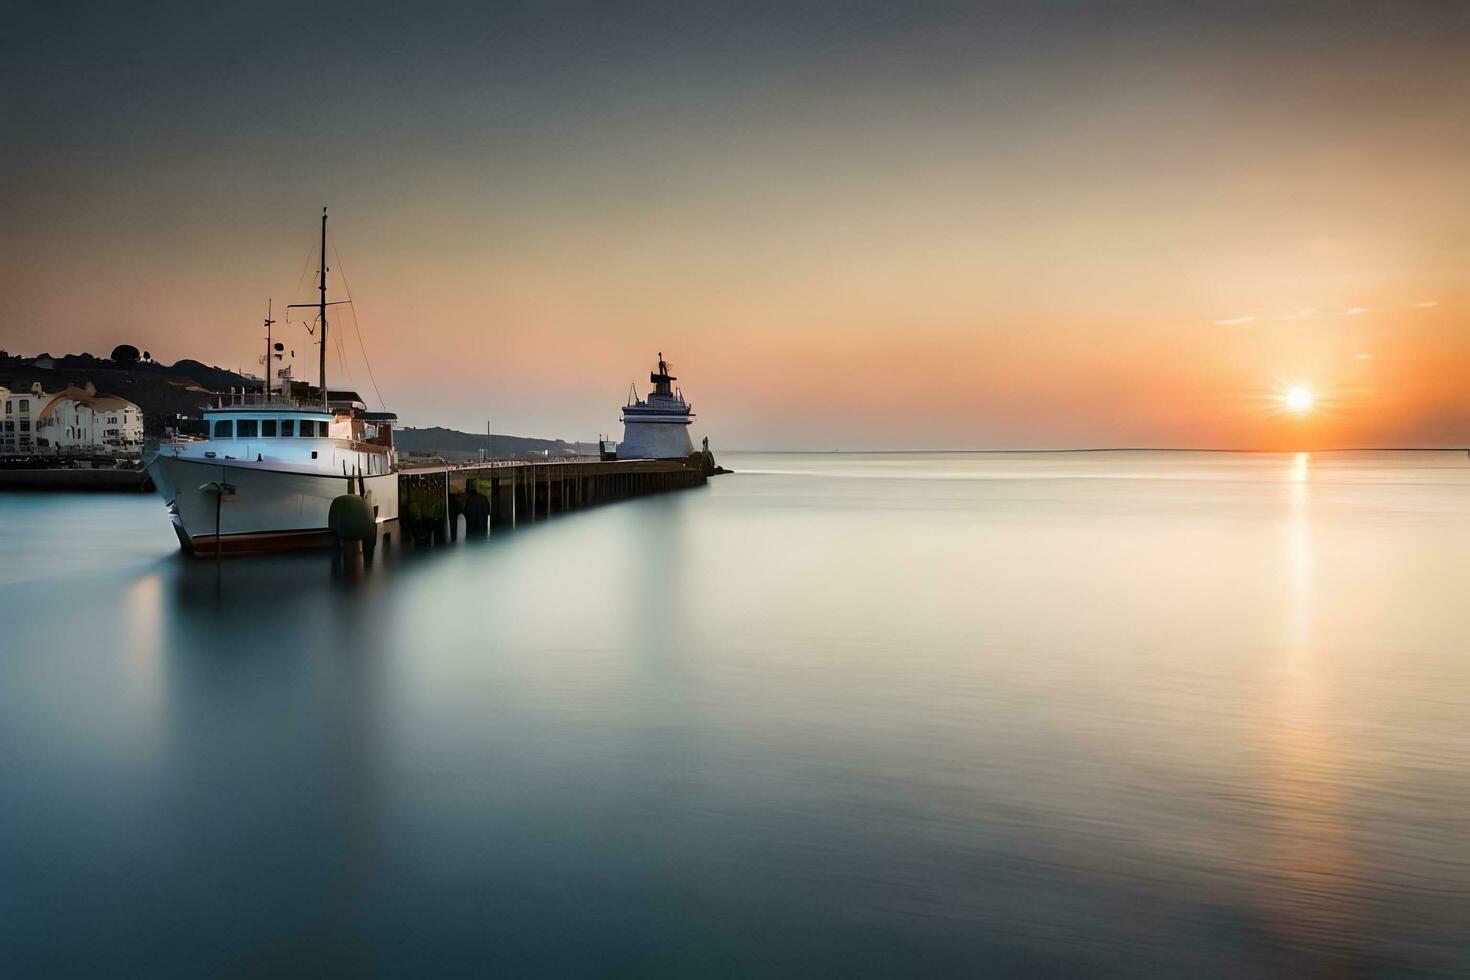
[2,451,1468,977]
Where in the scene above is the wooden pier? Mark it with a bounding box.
[397,456,710,545]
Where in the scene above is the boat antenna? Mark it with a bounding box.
[262,299,275,400]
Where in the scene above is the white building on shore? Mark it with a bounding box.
[31,383,145,455]
[0,382,51,455]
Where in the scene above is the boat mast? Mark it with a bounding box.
[318,207,328,407]
[286,207,338,406]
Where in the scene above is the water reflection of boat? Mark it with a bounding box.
[146,209,399,556]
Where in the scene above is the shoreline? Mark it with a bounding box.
[0,468,153,492]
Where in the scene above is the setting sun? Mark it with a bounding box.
[1284,386,1315,415]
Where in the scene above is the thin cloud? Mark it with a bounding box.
[1355,352,1374,360]
[1271,307,1319,321]
[1268,305,1367,320]
[1211,300,1421,328]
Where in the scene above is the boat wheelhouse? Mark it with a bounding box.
[182,391,396,477]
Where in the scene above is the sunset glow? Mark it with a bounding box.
[2,5,1466,450]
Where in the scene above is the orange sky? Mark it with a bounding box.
[3,4,1467,448]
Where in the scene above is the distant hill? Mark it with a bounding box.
[166,359,260,390]
[395,426,597,460]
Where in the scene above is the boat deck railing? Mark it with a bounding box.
[215,392,321,409]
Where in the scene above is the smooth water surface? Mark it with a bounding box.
[2,452,1468,976]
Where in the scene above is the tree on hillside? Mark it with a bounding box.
[111,344,141,363]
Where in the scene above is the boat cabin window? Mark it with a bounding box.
[280,419,294,437]
[262,419,277,437]
[213,420,233,439]
[237,419,258,438]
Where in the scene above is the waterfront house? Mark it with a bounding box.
[34,383,144,455]
[0,382,51,455]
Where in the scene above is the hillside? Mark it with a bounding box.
[0,352,601,454]
[394,427,597,460]
[0,352,255,433]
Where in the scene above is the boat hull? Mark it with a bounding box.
[146,454,398,556]
[617,418,694,459]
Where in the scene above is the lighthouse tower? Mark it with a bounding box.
[617,353,695,459]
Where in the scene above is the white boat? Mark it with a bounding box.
[616,353,695,459]
[146,209,399,556]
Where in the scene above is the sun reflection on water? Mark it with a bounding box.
[1260,451,1363,959]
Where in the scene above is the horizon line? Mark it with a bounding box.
[714,446,1470,455]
